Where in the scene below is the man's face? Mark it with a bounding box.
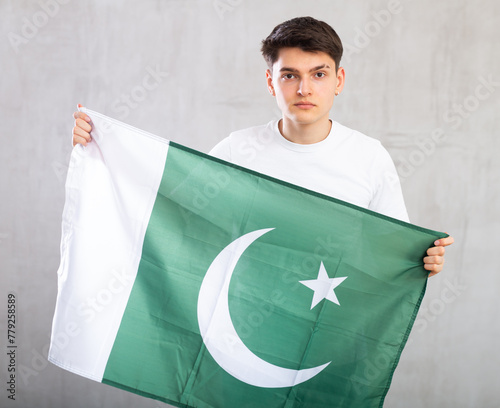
[266,47,344,127]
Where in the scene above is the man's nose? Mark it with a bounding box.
[297,78,312,96]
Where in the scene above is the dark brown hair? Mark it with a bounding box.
[261,17,343,72]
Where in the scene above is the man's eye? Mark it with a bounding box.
[283,74,295,80]
[315,72,326,78]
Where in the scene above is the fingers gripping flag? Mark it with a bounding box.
[49,108,447,408]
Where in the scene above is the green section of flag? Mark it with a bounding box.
[102,143,446,408]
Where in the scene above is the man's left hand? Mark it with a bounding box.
[424,235,455,277]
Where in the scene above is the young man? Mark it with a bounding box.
[72,17,453,274]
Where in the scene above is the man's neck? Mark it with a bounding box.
[278,117,332,145]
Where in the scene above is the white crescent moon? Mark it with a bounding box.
[197,228,330,388]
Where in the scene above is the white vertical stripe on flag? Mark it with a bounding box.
[49,108,169,381]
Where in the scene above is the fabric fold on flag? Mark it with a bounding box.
[49,108,447,408]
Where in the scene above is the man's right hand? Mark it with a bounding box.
[72,104,92,147]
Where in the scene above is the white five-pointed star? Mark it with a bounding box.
[299,262,347,309]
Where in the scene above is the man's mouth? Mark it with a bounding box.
[294,102,315,109]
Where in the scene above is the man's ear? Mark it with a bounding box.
[335,66,345,96]
[266,69,275,96]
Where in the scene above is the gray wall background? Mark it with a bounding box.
[1,0,498,407]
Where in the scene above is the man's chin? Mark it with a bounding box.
[285,113,323,126]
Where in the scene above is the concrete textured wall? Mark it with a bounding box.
[0,0,498,407]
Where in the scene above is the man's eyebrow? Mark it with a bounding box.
[279,64,331,73]
[309,64,331,72]
[279,66,300,73]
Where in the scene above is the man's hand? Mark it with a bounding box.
[424,235,454,277]
[73,104,92,147]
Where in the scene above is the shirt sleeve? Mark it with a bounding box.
[368,147,410,223]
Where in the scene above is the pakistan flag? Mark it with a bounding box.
[49,108,447,408]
